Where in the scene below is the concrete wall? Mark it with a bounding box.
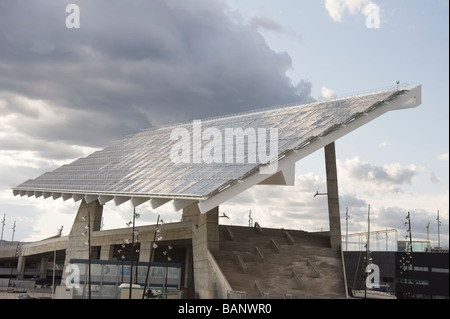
[206,249,233,298]
[187,204,233,298]
[61,199,103,282]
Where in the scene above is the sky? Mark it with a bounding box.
[0,0,448,250]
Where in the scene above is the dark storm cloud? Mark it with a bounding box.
[0,0,311,154]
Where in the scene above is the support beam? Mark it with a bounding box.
[73,194,84,202]
[131,197,150,207]
[324,142,342,252]
[173,199,197,212]
[62,193,73,201]
[42,192,51,199]
[40,256,49,279]
[52,192,62,200]
[98,195,114,205]
[150,198,171,209]
[114,196,130,206]
[16,256,26,279]
[85,194,99,204]
[189,205,220,298]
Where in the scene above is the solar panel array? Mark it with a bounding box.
[13,89,405,200]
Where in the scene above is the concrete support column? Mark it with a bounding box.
[324,142,342,252]
[40,256,49,279]
[100,245,114,261]
[198,207,219,257]
[183,246,192,289]
[138,241,151,263]
[61,199,103,282]
[182,202,201,226]
[16,256,26,279]
[184,203,220,298]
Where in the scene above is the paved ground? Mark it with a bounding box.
[0,288,53,299]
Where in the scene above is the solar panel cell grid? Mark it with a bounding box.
[13,88,410,201]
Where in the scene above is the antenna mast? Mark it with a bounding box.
[437,210,441,248]
[11,220,16,242]
[0,214,5,245]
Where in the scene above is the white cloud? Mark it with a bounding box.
[324,0,380,28]
[338,156,420,195]
[438,152,449,161]
[325,0,367,22]
[378,141,390,148]
[321,86,337,101]
[429,171,441,184]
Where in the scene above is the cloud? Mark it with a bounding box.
[249,16,303,41]
[321,86,337,100]
[0,0,312,150]
[438,152,449,161]
[325,0,367,22]
[249,16,285,33]
[324,0,381,28]
[0,0,314,241]
[338,157,420,195]
[429,172,441,184]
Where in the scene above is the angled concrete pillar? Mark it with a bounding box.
[184,203,220,298]
[324,142,342,252]
[61,199,103,282]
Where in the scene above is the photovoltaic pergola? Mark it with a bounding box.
[12,85,421,213]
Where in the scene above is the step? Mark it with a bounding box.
[254,246,265,260]
[269,238,280,253]
[306,258,320,278]
[291,269,306,289]
[236,254,247,273]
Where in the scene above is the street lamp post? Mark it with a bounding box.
[437,210,441,249]
[405,212,416,298]
[81,214,91,299]
[345,208,350,251]
[128,208,139,299]
[11,221,16,242]
[142,215,161,299]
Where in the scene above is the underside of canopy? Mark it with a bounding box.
[12,85,422,213]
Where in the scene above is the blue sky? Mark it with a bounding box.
[0,0,448,249]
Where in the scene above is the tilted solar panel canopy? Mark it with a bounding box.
[13,85,421,213]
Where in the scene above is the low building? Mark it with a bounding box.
[344,250,449,299]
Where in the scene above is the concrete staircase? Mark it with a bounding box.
[216,225,347,299]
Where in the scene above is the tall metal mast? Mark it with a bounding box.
[364,204,370,299]
[405,212,416,298]
[345,207,350,251]
[11,220,16,242]
[437,210,441,248]
[0,214,5,245]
